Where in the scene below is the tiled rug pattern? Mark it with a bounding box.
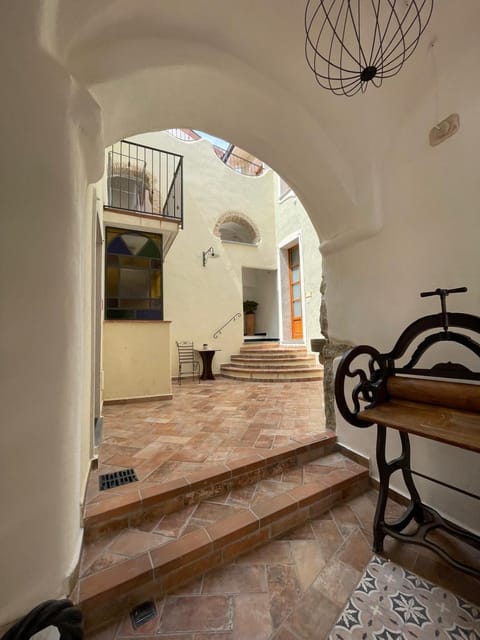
[80,452,365,578]
[87,379,325,506]
[329,555,480,639]
[85,490,480,639]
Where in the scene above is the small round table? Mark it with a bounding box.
[195,348,221,380]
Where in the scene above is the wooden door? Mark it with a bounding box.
[288,244,303,339]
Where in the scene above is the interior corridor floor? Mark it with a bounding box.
[86,379,326,506]
[84,378,479,638]
[86,487,480,639]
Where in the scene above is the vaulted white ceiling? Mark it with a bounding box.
[40,1,480,247]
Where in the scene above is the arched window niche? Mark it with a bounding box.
[105,227,163,320]
[214,212,260,246]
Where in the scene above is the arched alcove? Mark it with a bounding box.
[213,211,260,245]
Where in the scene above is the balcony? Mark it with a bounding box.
[106,140,183,226]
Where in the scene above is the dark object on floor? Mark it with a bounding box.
[1,599,83,640]
[99,468,138,491]
[130,602,157,629]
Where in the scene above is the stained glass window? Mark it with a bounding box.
[105,227,163,320]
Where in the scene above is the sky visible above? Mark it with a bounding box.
[194,130,229,150]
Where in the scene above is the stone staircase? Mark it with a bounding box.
[76,432,369,632]
[220,343,324,382]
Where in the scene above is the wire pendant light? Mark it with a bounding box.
[305,0,434,96]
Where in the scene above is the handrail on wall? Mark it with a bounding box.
[213,312,242,340]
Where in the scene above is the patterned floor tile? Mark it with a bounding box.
[328,555,480,640]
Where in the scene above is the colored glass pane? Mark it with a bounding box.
[293,301,301,317]
[292,267,299,282]
[106,309,136,320]
[119,268,149,298]
[106,268,119,297]
[138,238,162,258]
[119,299,150,309]
[119,255,148,268]
[151,271,161,297]
[122,234,148,255]
[290,246,299,264]
[136,309,162,320]
[108,234,131,255]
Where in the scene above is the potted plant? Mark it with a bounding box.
[243,300,258,335]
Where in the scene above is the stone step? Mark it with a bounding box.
[240,345,308,355]
[220,365,324,382]
[83,432,336,542]
[77,451,369,631]
[230,355,318,368]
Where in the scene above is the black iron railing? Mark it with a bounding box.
[213,312,242,340]
[212,145,264,176]
[106,140,183,226]
[167,128,200,142]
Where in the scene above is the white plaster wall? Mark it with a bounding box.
[0,6,104,624]
[328,55,480,533]
[127,132,277,376]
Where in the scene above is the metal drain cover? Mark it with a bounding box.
[130,601,157,629]
[99,468,138,491]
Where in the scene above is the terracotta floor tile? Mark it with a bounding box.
[267,564,302,629]
[193,502,241,523]
[225,484,257,507]
[108,530,167,556]
[237,541,293,565]
[193,634,232,640]
[202,564,267,595]
[83,550,130,577]
[280,522,316,541]
[85,620,120,639]
[309,518,344,557]
[270,626,299,640]
[232,593,273,640]
[284,589,339,640]
[158,595,233,633]
[336,528,373,572]
[289,540,327,592]
[330,503,362,538]
[310,557,361,607]
[154,505,197,538]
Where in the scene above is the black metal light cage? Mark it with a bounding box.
[305,0,434,96]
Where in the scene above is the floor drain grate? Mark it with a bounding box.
[130,601,157,629]
[99,468,138,491]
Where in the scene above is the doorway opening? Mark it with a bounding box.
[242,267,279,342]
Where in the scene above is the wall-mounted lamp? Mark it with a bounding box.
[202,246,215,267]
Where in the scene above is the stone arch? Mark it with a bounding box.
[213,211,261,245]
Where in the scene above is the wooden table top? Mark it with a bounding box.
[359,399,480,453]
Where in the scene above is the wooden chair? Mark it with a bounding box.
[176,341,200,384]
